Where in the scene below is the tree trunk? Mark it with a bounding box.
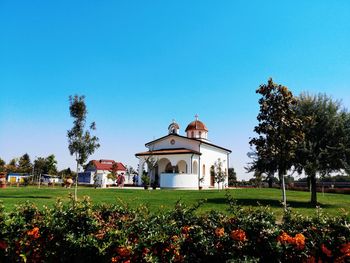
[310,174,317,206]
[268,176,273,188]
[279,170,287,211]
[75,157,78,202]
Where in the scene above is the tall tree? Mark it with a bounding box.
[33,157,47,183]
[45,154,58,175]
[249,78,303,210]
[67,95,100,201]
[295,93,347,205]
[18,153,32,173]
[228,167,237,186]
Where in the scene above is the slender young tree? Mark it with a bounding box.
[249,78,303,210]
[211,159,227,190]
[67,95,100,201]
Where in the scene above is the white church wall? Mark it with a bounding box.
[148,136,199,152]
[199,144,229,188]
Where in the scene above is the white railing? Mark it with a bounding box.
[160,173,198,189]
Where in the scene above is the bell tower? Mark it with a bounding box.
[168,120,180,135]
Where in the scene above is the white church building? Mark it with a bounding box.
[135,116,231,189]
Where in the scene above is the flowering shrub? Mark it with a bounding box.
[0,194,349,262]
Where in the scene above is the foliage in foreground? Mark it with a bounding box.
[0,194,349,263]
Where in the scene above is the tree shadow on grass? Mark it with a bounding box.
[0,195,51,199]
[206,198,333,209]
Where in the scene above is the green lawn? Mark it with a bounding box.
[0,186,349,218]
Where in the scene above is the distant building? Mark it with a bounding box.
[41,174,62,184]
[7,173,30,184]
[78,159,127,188]
[135,116,231,189]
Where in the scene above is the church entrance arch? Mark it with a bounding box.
[158,158,172,174]
[177,160,187,173]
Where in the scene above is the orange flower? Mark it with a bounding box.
[116,246,131,257]
[215,227,225,237]
[111,256,119,263]
[27,227,40,239]
[340,243,350,257]
[171,235,179,242]
[277,232,293,244]
[230,229,247,242]
[294,233,305,250]
[0,240,7,250]
[278,232,305,250]
[321,244,332,257]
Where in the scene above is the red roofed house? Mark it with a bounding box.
[78,159,127,188]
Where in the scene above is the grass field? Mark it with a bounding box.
[0,186,349,218]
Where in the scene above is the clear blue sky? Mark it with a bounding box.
[1,1,350,180]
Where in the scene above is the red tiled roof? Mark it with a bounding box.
[135,148,201,156]
[90,160,126,171]
[185,120,208,132]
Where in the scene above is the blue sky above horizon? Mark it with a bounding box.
[1,1,350,180]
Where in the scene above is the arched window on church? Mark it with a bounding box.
[191,131,194,138]
[199,131,202,138]
[202,164,205,176]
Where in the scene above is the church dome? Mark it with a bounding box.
[185,116,209,141]
[185,120,208,132]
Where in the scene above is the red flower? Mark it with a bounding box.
[0,240,7,250]
[230,229,247,242]
[321,244,332,257]
[116,246,131,257]
[27,227,40,239]
[181,226,191,235]
[340,243,350,257]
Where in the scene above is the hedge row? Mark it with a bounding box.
[0,194,349,262]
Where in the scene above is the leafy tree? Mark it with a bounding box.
[246,149,277,188]
[6,158,18,173]
[144,155,158,186]
[18,153,32,174]
[67,95,100,201]
[210,159,227,190]
[253,170,265,187]
[58,167,76,179]
[0,158,5,172]
[45,154,58,175]
[249,78,303,210]
[107,162,119,183]
[295,93,348,205]
[228,167,237,186]
[33,157,47,183]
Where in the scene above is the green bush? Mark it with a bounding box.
[0,194,349,262]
